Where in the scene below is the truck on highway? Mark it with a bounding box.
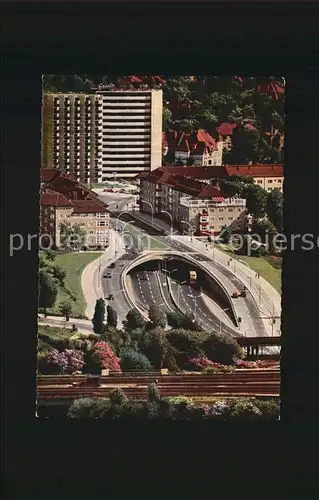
[189,270,197,287]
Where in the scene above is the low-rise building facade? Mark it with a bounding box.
[137,168,246,236]
[40,169,109,249]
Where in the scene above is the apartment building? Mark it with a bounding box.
[140,164,284,192]
[40,169,109,248]
[224,165,283,192]
[42,93,103,184]
[137,168,246,236]
[95,89,163,180]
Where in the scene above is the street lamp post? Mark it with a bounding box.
[140,200,154,226]
[180,220,194,241]
[160,210,173,236]
[238,259,252,289]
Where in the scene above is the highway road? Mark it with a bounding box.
[93,213,268,337]
[114,215,268,336]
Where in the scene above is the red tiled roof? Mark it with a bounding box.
[41,189,73,207]
[198,184,222,199]
[225,164,283,177]
[42,169,102,203]
[150,166,227,180]
[140,169,226,199]
[216,122,238,136]
[41,168,60,183]
[71,200,108,214]
[176,129,218,154]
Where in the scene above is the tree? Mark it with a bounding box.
[147,383,161,403]
[186,156,194,166]
[228,125,260,164]
[251,219,278,253]
[202,332,243,365]
[37,348,68,375]
[124,308,146,331]
[92,298,105,334]
[120,348,153,372]
[267,188,283,232]
[43,249,56,262]
[228,399,262,420]
[59,300,73,321]
[219,225,232,244]
[139,327,173,369]
[167,328,207,367]
[163,107,172,132]
[241,184,268,218]
[148,305,167,329]
[51,265,67,286]
[38,269,58,317]
[67,398,112,419]
[59,221,86,251]
[109,388,129,406]
[107,305,118,328]
[91,341,121,372]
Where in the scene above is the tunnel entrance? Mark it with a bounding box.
[129,257,235,325]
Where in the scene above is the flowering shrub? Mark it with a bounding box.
[38,348,84,374]
[188,356,214,370]
[188,357,236,373]
[234,358,279,369]
[93,342,121,372]
[64,349,84,373]
[45,349,68,374]
[210,400,230,418]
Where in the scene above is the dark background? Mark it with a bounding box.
[2,1,319,495]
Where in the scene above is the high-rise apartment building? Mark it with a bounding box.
[96,89,163,180]
[42,93,102,184]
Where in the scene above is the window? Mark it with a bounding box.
[219,217,223,221]
[228,208,233,212]
[228,217,233,221]
[257,179,263,184]
[278,179,282,183]
[97,220,106,226]
[268,179,273,183]
[218,208,223,212]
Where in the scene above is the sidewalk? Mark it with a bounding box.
[38,315,93,334]
[81,228,125,320]
[174,235,281,336]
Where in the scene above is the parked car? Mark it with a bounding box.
[103,273,112,279]
[107,294,114,300]
[109,262,116,268]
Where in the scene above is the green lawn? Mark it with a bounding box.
[38,324,74,352]
[44,252,101,318]
[127,226,170,251]
[218,246,282,294]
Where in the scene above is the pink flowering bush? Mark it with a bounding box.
[188,356,214,370]
[93,342,121,372]
[234,358,279,369]
[38,348,84,374]
[188,357,235,373]
[64,349,84,373]
[39,349,68,374]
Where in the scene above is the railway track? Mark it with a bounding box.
[37,370,280,399]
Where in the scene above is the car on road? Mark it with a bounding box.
[107,294,114,300]
[109,262,116,268]
[103,273,112,279]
